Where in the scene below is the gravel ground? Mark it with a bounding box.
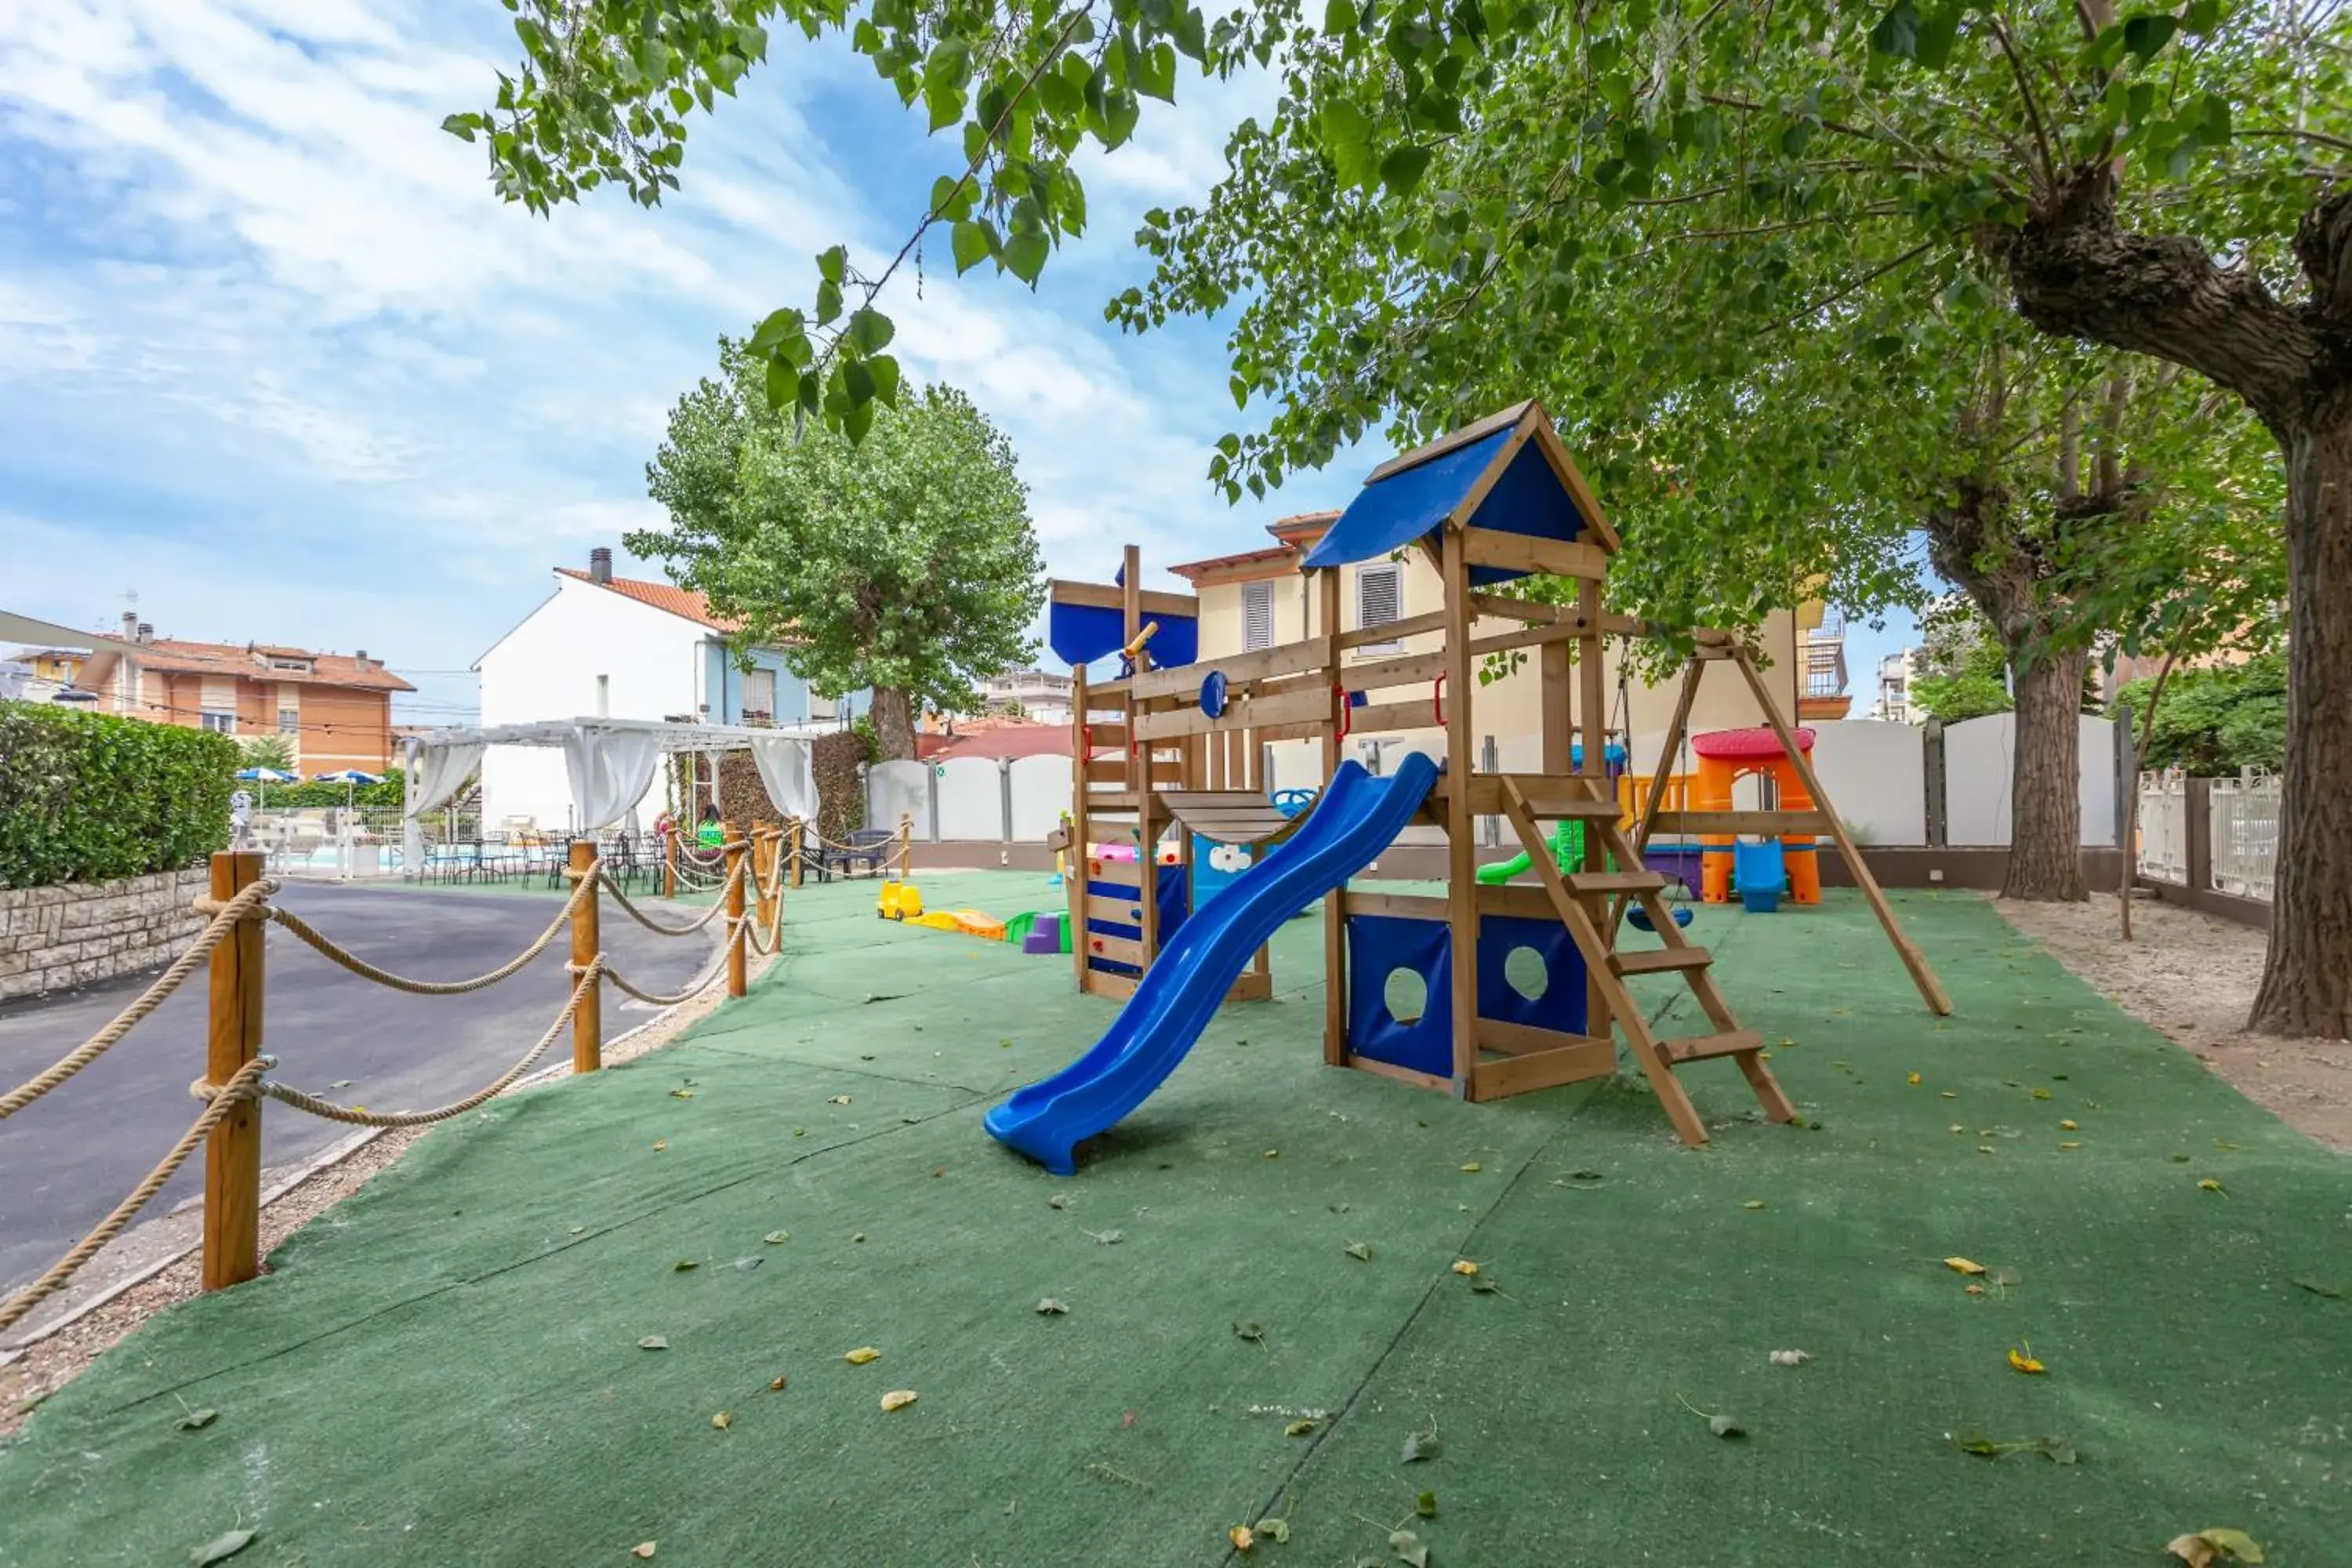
[1994,891,2352,1153]
[0,957,742,1436]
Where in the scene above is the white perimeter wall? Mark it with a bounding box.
[1809,721,1926,845]
[475,576,703,833]
[1944,713,2117,847]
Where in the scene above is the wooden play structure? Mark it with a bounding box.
[1045,399,1949,1146]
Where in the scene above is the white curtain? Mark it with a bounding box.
[403,741,485,872]
[748,735,820,822]
[563,726,666,833]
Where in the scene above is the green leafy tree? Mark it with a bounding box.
[633,352,1045,760]
[2117,649,2288,772]
[238,734,295,772]
[1910,604,2015,724]
[454,0,2347,1029]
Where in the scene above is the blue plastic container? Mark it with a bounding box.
[1734,840,1787,914]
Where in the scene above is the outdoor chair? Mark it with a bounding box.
[826,829,897,880]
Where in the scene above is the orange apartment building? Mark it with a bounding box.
[74,613,413,774]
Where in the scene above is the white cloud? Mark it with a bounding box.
[0,0,1345,686]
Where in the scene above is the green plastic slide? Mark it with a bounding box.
[1475,818,1585,884]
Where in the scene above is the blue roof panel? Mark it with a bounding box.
[1302,422,1592,586]
[1301,426,1515,570]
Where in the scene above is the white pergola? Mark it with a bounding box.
[401,717,825,870]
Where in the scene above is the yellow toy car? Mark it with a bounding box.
[877,880,924,921]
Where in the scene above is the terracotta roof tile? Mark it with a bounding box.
[128,638,414,692]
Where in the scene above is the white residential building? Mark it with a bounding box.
[1870,648,1919,724]
[473,549,862,833]
[971,667,1074,725]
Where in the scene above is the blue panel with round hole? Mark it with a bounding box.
[1474,915,1588,1036]
[1344,914,1452,1076]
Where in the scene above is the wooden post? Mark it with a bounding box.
[895,811,913,878]
[1069,665,1091,994]
[568,839,602,1073]
[724,824,747,999]
[1318,566,1348,1066]
[1441,528,1478,1097]
[662,826,677,899]
[752,826,777,941]
[788,816,804,890]
[1730,647,1953,1015]
[1576,577,1612,1046]
[202,850,265,1291]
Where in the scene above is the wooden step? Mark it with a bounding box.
[1610,946,1714,976]
[1564,870,1667,895]
[1660,1029,1764,1063]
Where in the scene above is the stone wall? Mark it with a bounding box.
[0,867,211,1001]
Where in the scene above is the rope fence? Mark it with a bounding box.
[0,818,802,1340]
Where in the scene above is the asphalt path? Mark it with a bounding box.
[0,882,717,1297]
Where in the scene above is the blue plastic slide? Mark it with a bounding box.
[986,755,1441,1175]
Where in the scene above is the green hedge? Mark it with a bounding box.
[251,775,405,810]
[0,701,238,889]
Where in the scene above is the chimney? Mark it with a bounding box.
[589,547,613,585]
[120,611,137,640]
[354,649,368,668]
[136,622,153,644]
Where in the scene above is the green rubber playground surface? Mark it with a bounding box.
[3,873,2347,1566]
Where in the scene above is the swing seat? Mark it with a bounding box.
[1627,905,1694,932]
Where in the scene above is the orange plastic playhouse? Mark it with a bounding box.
[1691,726,1821,904]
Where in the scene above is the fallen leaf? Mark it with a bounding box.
[844,1346,880,1365]
[768,1375,787,1391]
[1949,1123,1965,1134]
[2166,1527,2266,1566]
[1283,1418,1316,1437]
[2031,1087,2051,1100]
[1768,1349,1812,1367]
[1232,1320,1266,1345]
[2008,1348,2046,1374]
[734,1257,762,1272]
[2293,1278,2344,1299]
[1907,1073,1922,1085]
[2060,1119,2079,1131]
[1940,1090,1958,1099]
[633,1544,658,1560]
[2200,1178,2227,1195]
[2214,1139,2239,1151]
[1459,1162,1482,1173]
[1264,1149,1280,1159]
[1965,1283,1984,1295]
[1229,1525,1254,1552]
[1254,1518,1290,1544]
[1951,1428,2005,1457]
[1401,1425,1443,1463]
[1944,1257,1986,1276]
[652,1140,669,1152]
[1389,1528,1430,1567]
[672,1259,699,1272]
[1415,1489,1437,1519]
[638,1336,668,1350]
[880,1389,918,1411]
[1451,1260,1479,1276]
[1563,1168,1604,1182]
[1089,1229,1124,1246]
[191,1531,257,1566]
[1986,1265,2023,1287]
[1469,1276,1498,1294]
[328,1079,352,1089]
[2060,1141,2083,1150]
[999,1038,1013,1048]
[1345,1242,1373,1261]
[1036,1298,1069,1315]
[2037,1435,2078,1465]
[176,1408,219,1431]
[670,1088,695,1099]
[852,1232,868,1243]
[829,1095,852,1105]
[1047,1193,1073,1210]
[711,1411,731,1430]
[1741,1200,1766,1210]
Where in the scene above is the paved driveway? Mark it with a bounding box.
[0,882,718,1297]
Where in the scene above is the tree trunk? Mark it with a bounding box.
[2002,641,2089,901]
[2250,406,2352,1038]
[869,686,918,761]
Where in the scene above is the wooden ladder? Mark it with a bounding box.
[1497,777,1795,1146]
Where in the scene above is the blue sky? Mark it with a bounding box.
[0,0,1914,726]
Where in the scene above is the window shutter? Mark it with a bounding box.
[1356,564,1403,644]
[1242,581,1275,651]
